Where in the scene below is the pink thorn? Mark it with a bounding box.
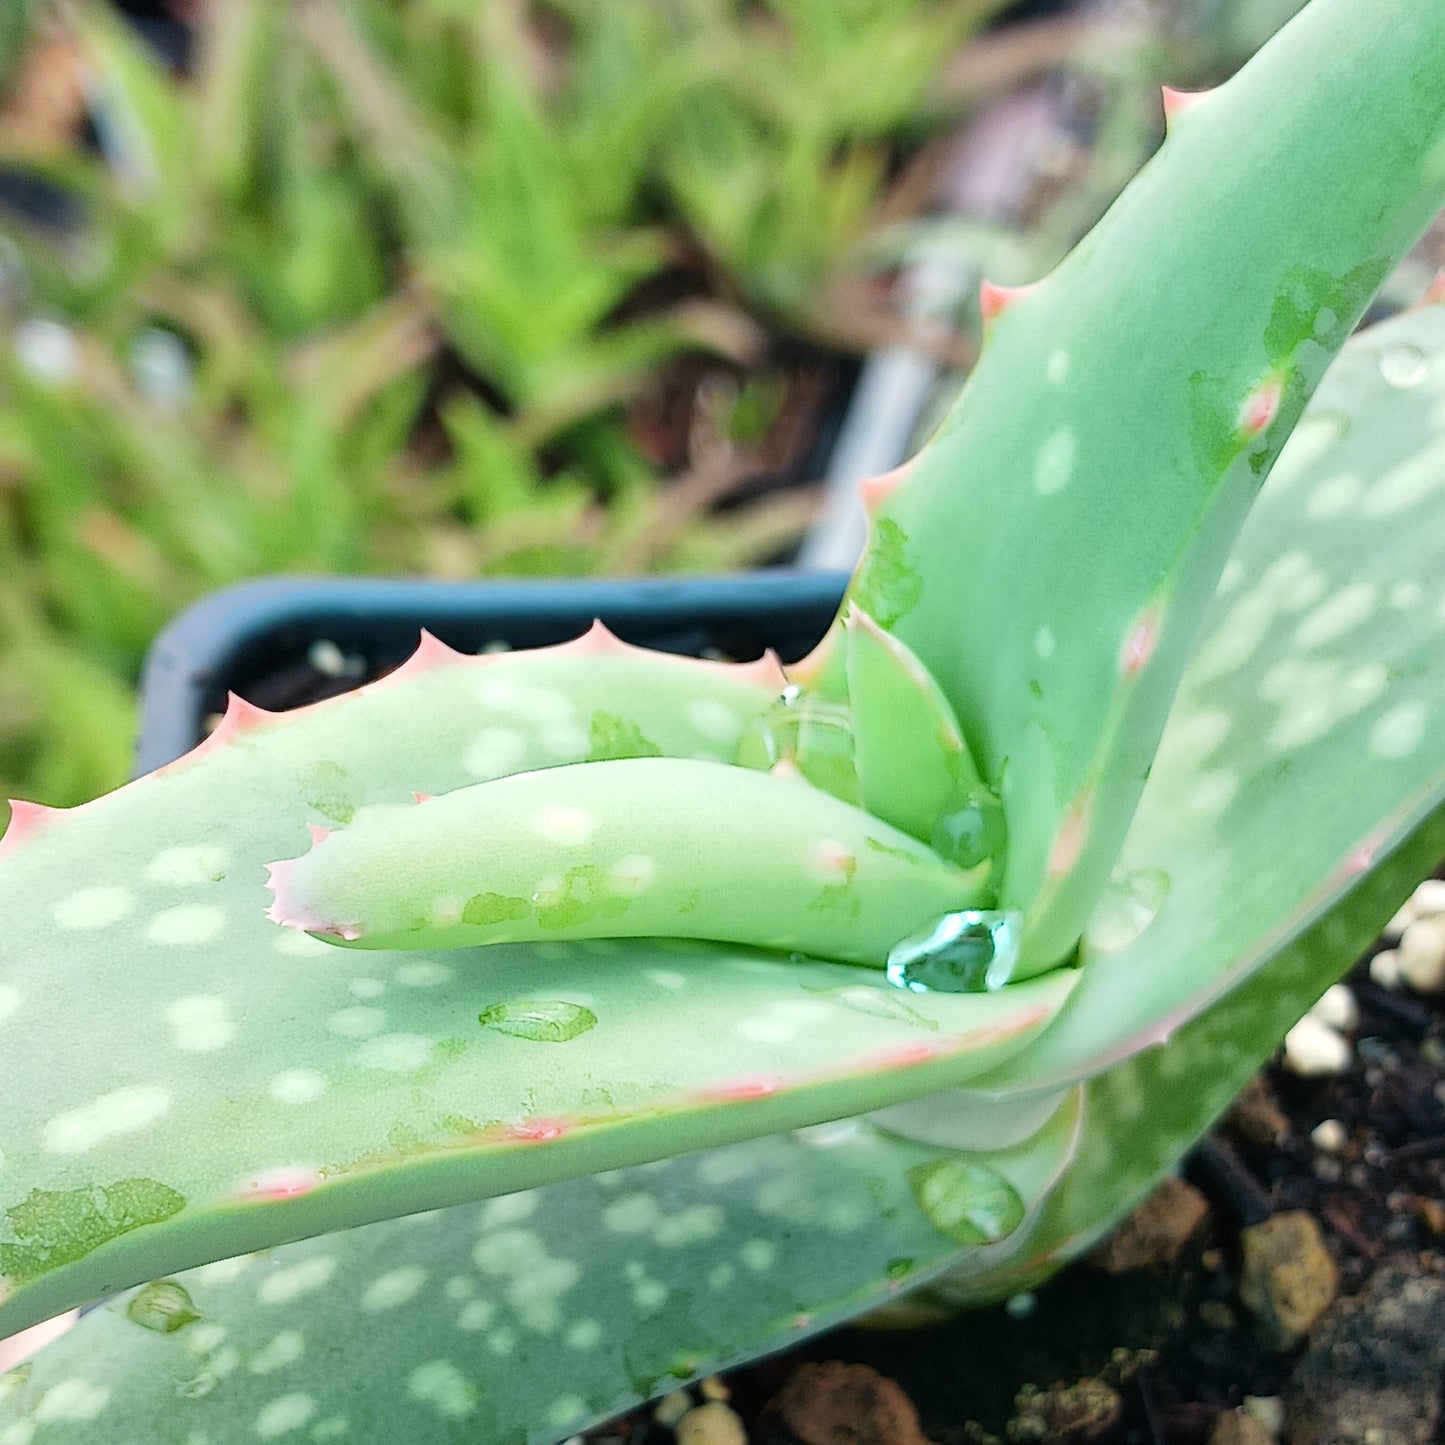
[732,648,790,691]
[216,693,277,739]
[786,627,838,689]
[1048,795,1091,878]
[387,630,468,683]
[554,619,629,659]
[306,824,333,844]
[1239,377,1282,436]
[1422,270,1445,308]
[0,798,63,857]
[501,1117,571,1143]
[160,694,278,773]
[699,1074,784,1103]
[978,278,1038,325]
[236,1165,323,1201]
[1160,85,1211,122]
[1119,606,1162,678]
[769,757,803,780]
[411,792,433,805]
[858,460,912,514]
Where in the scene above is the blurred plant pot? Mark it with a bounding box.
[134,570,850,772]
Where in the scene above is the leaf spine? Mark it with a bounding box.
[978,278,1039,327]
[1160,85,1212,124]
[0,799,64,857]
[858,460,912,515]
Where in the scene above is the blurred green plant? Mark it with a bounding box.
[4,0,989,812]
[0,0,1300,819]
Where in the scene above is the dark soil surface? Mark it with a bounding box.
[585,948,1445,1445]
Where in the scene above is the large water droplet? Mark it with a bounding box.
[127,1279,200,1333]
[1379,344,1428,390]
[886,909,1021,994]
[907,1158,1025,1245]
[478,999,598,1042]
[930,786,1006,869]
[1086,868,1170,953]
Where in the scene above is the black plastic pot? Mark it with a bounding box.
[135,570,850,774]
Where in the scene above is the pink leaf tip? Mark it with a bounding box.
[979,278,1038,326]
[1161,85,1211,122]
[0,798,64,856]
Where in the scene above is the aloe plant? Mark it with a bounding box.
[3,0,1445,1437]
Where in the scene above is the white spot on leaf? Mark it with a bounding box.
[146,904,226,946]
[42,1085,170,1154]
[54,887,134,931]
[1033,430,1075,495]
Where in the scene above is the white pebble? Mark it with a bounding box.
[1242,1395,1286,1439]
[676,1402,748,1445]
[1399,915,1445,993]
[1310,1119,1347,1154]
[653,1391,692,1428]
[1369,948,1402,990]
[1412,879,1445,917]
[1382,903,1416,942]
[1283,1015,1352,1077]
[1308,984,1358,1032]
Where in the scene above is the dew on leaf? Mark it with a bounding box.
[126,1279,200,1333]
[1086,868,1171,953]
[478,999,598,1043]
[908,1158,1025,1246]
[1378,343,1429,389]
[930,786,1006,870]
[886,910,1021,994]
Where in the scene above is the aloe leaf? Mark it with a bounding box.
[976,303,1445,1093]
[0,1096,1082,1444]
[830,0,1445,974]
[0,641,1074,1338]
[939,794,1445,1307]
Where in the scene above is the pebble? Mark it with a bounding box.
[1209,1411,1274,1445]
[1310,1118,1348,1154]
[1369,948,1403,990]
[756,1362,931,1445]
[1011,1379,1123,1441]
[1397,915,1445,992]
[1283,1015,1352,1077]
[1309,984,1359,1032]
[1090,1176,1210,1272]
[1285,1257,1445,1444]
[1410,877,1445,916]
[655,1391,695,1428]
[1382,903,1415,941]
[1238,1212,1339,1349]
[700,1377,731,1403]
[677,1402,749,1445]
[1242,1395,1286,1438]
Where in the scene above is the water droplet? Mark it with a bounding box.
[1379,344,1428,389]
[930,786,1006,869]
[1086,869,1170,953]
[886,909,1021,994]
[127,1280,200,1333]
[760,692,858,802]
[478,999,598,1043]
[907,1159,1025,1245]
